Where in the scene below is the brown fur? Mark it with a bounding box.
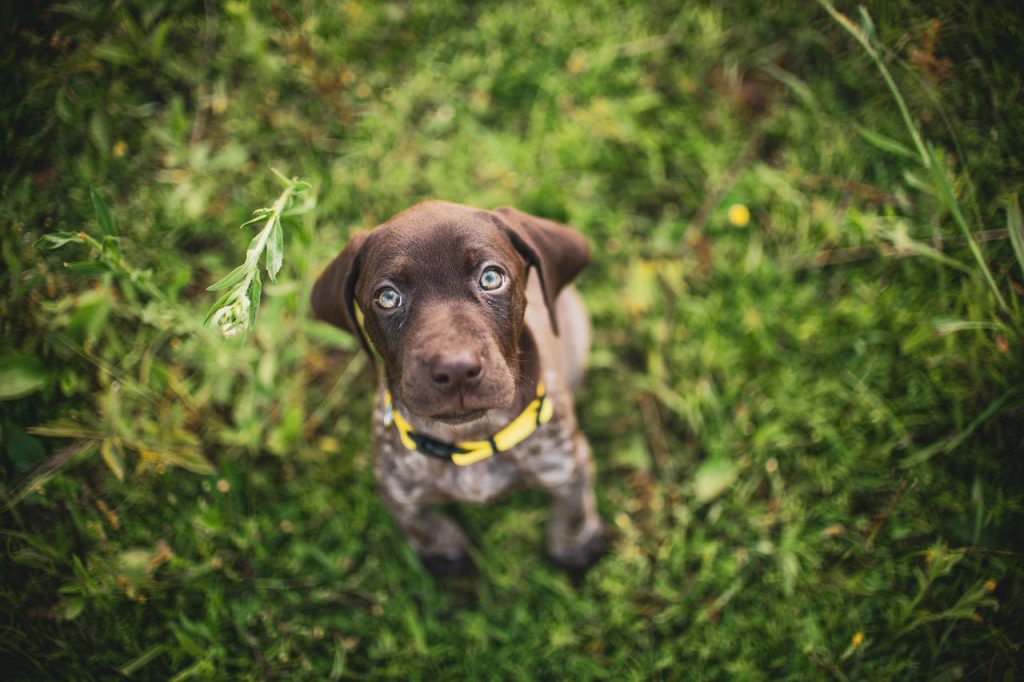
[311,201,606,573]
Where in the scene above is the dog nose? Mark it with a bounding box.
[429,350,483,391]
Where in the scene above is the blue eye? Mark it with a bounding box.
[479,267,505,291]
[375,287,402,309]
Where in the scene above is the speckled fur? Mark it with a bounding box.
[372,276,605,571]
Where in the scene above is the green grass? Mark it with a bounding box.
[2,1,1023,678]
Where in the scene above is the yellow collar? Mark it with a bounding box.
[383,381,554,466]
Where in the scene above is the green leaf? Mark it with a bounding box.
[66,288,114,346]
[37,232,85,250]
[28,419,102,440]
[2,419,46,473]
[266,222,283,282]
[56,597,87,621]
[853,124,916,160]
[101,235,121,257]
[239,214,267,228]
[877,225,973,274]
[923,142,1007,312]
[88,111,110,157]
[248,270,262,328]
[901,391,1015,468]
[154,446,215,476]
[1007,193,1024,280]
[206,264,249,291]
[101,439,125,481]
[120,645,166,676]
[148,19,172,59]
[117,548,152,579]
[64,260,109,276]
[92,42,137,65]
[204,290,235,326]
[91,189,117,236]
[245,233,263,262]
[0,352,47,400]
[271,167,292,186]
[694,458,738,504]
[931,318,1004,335]
[856,6,877,42]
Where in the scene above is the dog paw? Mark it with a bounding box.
[419,549,476,577]
[547,523,608,574]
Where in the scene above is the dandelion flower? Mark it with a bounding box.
[728,203,751,227]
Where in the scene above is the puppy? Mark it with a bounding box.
[311,201,606,574]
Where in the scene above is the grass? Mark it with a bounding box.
[2,0,1023,678]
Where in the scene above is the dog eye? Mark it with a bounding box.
[479,267,505,291]
[375,287,403,309]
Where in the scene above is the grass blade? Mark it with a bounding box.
[853,123,917,161]
[931,318,1005,335]
[900,390,1016,468]
[119,645,166,676]
[1007,193,1024,279]
[923,143,1008,313]
[90,189,117,236]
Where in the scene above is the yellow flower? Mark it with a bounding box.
[112,140,128,158]
[728,203,750,227]
[852,631,864,647]
[567,51,587,75]
[984,579,997,592]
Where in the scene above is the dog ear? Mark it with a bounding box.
[310,231,376,364]
[491,207,589,335]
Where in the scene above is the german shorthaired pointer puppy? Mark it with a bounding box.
[311,201,607,574]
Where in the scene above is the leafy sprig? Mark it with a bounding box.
[39,190,168,306]
[204,170,311,337]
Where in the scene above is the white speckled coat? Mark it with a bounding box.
[372,276,605,569]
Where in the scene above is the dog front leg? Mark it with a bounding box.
[377,485,474,576]
[533,433,608,571]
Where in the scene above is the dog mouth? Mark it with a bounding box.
[397,388,510,424]
[429,408,489,424]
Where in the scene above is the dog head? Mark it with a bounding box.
[311,201,588,422]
